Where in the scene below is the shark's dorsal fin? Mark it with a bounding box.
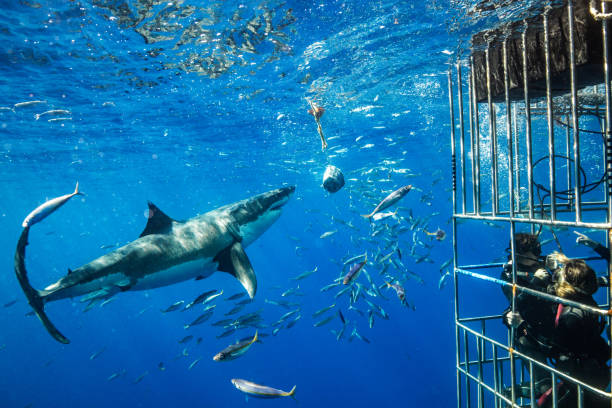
[140,202,174,237]
[214,241,257,299]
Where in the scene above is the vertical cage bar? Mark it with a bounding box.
[522,24,534,220]
[492,343,500,408]
[529,361,536,408]
[565,113,572,206]
[543,10,557,220]
[449,70,457,215]
[457,62,467,214]
[577,384,584,408]
[486,46,499,216]
[604,2,612,224]
[503,39,515,217]
[463,329,471,407]
[468,70,477,214]
[513,103,521,213]
[568,0,582,222]
[477,320,484,408]
[603,2,612,389]
[509,221,517,406]
[471,56,482,214]
[449,67,462,408]
[551,372,558,408]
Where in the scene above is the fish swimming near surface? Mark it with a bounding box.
[14,186,295,344]
[22,182,83,228]
[362,185,412,219]
[14,100,46,109]
[213,331,258,361]
[231,378,296,399]
[343,254,368,285]
[35,109,71,121]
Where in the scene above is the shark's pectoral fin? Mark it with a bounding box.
[214,242,257,299]
[140,202,176,237]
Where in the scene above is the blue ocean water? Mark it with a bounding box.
[0,1,493,407]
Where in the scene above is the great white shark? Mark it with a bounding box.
[14,186,295,344]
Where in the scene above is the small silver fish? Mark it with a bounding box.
[231,379,296,399]
[203,289,224,304]
[313,313,337,327]
[291,266,318,281]
[312,303,335,318]
[320,281,342,292]
[22,182,83,228]
[35,109,71,120]
[89,346,107,360]
[439,271,451,290]
[213,331,258,361]
[132,371,149,384]
[14,100,46,109]
[362,186,412,219]
[184,310,214,329]
[161,301,184,313]
[188,358,201,370]
[320,230,338,239]
[281,285,300,297]
[440,258,453,271]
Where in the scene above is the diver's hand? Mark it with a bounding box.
[574,231,598,248]
[504,311,524,329]
[534,269,549,280]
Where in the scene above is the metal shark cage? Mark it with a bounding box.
[448,1,612,407]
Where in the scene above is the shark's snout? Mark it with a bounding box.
[269,186,296,211]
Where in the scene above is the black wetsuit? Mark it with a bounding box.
[501,262,555,396]
[543,296,610,408]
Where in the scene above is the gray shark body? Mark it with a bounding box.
[15,186,295,344]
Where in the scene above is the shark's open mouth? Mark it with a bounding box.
[270,203,283,211]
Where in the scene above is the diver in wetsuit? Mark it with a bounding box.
[537,254,611,408]
[505,252,611,407]
[501,233,555,398]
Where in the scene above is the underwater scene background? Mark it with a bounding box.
[0,1,568,407]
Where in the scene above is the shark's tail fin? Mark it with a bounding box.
[14,227,70,344]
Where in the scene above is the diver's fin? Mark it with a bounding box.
[214,241,257,299]
[140,202,175,237]
[14,227,70,344]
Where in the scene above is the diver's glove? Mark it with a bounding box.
[504,311,524,329]
[574,231,599,249]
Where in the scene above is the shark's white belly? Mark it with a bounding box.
[130,259,216,290]
[47,259,217,301]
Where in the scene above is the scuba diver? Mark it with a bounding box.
[504,249,610,407]
[537,254,610,408]
[500,233,556,399]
